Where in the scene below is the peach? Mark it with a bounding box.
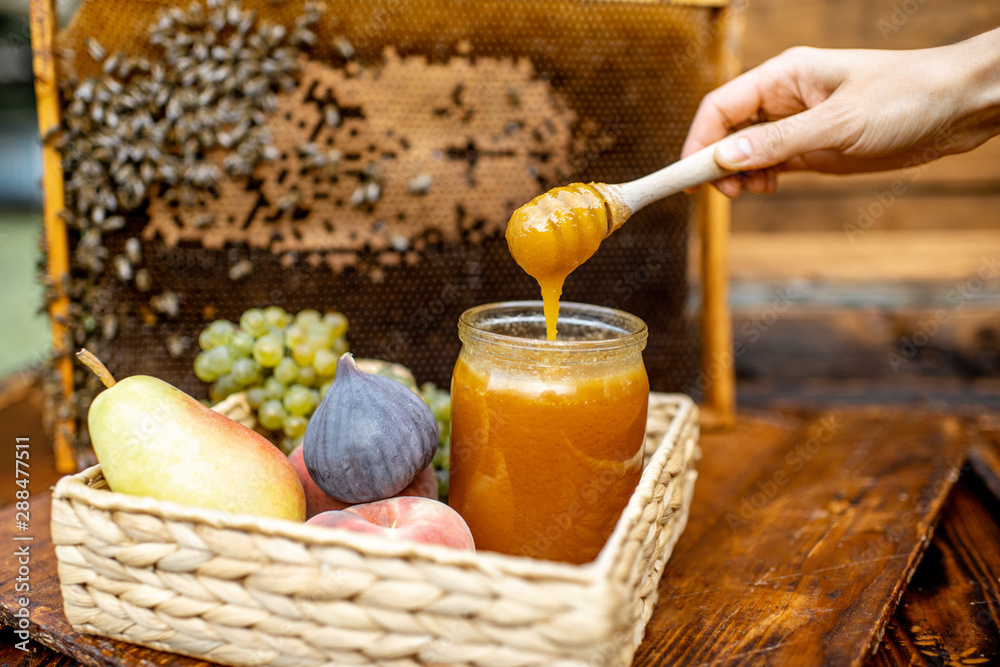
[289,445,438,519]
[402,462,440,501]
[306,496,475,550]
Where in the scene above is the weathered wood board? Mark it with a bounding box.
[0,626,82,666]
[633,408,971,666]
[869,472,1000,666]
[969,416,1000,503]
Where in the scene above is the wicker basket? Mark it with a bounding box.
[51,393,698,667]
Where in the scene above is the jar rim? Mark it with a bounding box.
[457,300,648,354]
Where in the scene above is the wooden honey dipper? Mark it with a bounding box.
[505,142,733,340]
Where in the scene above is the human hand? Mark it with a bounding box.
[681,28,1000,197]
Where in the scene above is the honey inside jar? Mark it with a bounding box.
[505,183,627,340]
[449,302,648,564]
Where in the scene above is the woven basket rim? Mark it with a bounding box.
[52,392,696,584]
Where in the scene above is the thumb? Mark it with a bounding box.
[714,109,830,172]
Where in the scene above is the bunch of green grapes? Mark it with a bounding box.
[192,306,349,453]
[419,382,452,501]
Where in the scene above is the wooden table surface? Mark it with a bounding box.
[2,378,999,666]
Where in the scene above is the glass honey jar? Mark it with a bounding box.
[448,301,649,564]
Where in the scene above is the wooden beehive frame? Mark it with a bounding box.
[32,0,742,472]
[699,1,744,429]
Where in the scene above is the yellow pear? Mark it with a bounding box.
[78,349,305,521]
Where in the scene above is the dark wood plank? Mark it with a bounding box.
[870,618,927,666]
[732,189,1000,234]
[0,627,83,667]
[741,0,1000,69]
[728,306,1000,386]
[969,441,1000,504]
[0,370,60,512]
[682,409,807,546]
[0,373,86,667]
[633,408,971,667]
[869,471,1000,666]
[722,230,1000,282]
[738,377,1000,414]
[969,416,1000,503]
[0,495,219,667]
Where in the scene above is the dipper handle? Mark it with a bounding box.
[616,142,733,214]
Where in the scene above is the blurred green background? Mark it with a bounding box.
[0,210,48,378]
[0,6,50,378]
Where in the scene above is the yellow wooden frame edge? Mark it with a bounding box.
[597,1,730,5]
[31,0,77,472]
[699,2,743,430]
